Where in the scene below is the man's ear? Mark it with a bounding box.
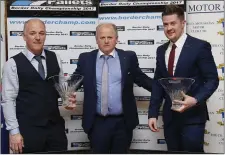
[22,33,26,41]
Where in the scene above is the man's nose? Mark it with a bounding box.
[35,34,40,40]
[167,24,172,31]
[104,38,109,43]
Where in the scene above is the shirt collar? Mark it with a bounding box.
[98,49,116,58]
[169,33,187,49]
[24,48,46,62]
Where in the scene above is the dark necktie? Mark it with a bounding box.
[101,55,110,116]
[168,44,177,76]
[34,55,45,79]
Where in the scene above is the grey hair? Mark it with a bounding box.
[96,23,118,38]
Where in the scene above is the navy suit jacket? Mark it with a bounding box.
[74,48,152,133]
[148,34,219,127]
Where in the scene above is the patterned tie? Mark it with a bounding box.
[34,55,45,79]
[101,55,110,116]
[168,44,177,76]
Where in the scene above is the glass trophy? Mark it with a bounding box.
[159,77,195,111]
[48,73,83,107]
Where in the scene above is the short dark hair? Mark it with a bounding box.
[162,5,185,20]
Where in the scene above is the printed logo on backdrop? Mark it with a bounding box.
[137,54,155,60]
[219,138,224,145]
[204,129,210,135]
[217,120,224,126]
[216,88,224,101]
[7,0,98,17]
[135,96,150,101]
[47,31,68,36]
[128,40,154,45]
[187,20,218,34]
[211,43,224,55]
[204,141,209,146]
[10,31,23,36]
[156,39,168,45]
[141,68,154,73]
[205,129,224,145]
[70,59,78,64]
[71,115,82,120]
[99,0,185,14]
[188,3,224,14]
[210,133,223,138]
[132,138,150,144]
[70,128,84,133]
[216,109,224,115]
[44,45,67,50]
[135,124,164,130]
[61,60,69,64]
[137,109,148,115]
[71,142,90,148]
[116,26,125,31]
[217,109,224,126]
[217,18,224,36]
[70,31,95,36]
[9,45,25,51]
[127,26,155,31]
[157,139,166,144]
[117,40,126,45]
[69,45,96,50]
[157,25,164,31]
[217,63,224,80]
[9,0,96,11]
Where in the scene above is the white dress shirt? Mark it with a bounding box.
[165,33,187,75]
[1,49,64,135]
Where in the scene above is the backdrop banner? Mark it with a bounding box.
[2,0,224,153]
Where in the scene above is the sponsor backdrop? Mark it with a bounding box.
[0,0,224,153]
[187,1,224,153]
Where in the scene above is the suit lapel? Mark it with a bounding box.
[174,36,191,76]
[90,50,98,89]
[116,48,127,89]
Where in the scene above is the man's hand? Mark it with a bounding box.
[10,133,24,154]
[148,118,159,132]
[64,92,76,110]
[173,91,197,113]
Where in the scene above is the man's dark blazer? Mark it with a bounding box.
[74,48,152,134]
[148,34,219,127]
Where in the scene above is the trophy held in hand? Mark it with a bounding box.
[48,73,83,107]
[159,77,195,111]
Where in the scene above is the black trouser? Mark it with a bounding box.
[20,120,67,153]
[164,121,205,153]
[88,115,133,154]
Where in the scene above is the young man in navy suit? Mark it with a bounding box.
[148,5,219,152]
[73,23,152,153]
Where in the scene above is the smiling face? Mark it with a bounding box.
[96,24,118,55]
[162,14,185,43]
[23,19,46,55]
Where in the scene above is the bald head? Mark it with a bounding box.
[22,18,46,55]
[23,19,46,35]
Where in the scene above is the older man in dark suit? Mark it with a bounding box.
[73,23,152,153]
